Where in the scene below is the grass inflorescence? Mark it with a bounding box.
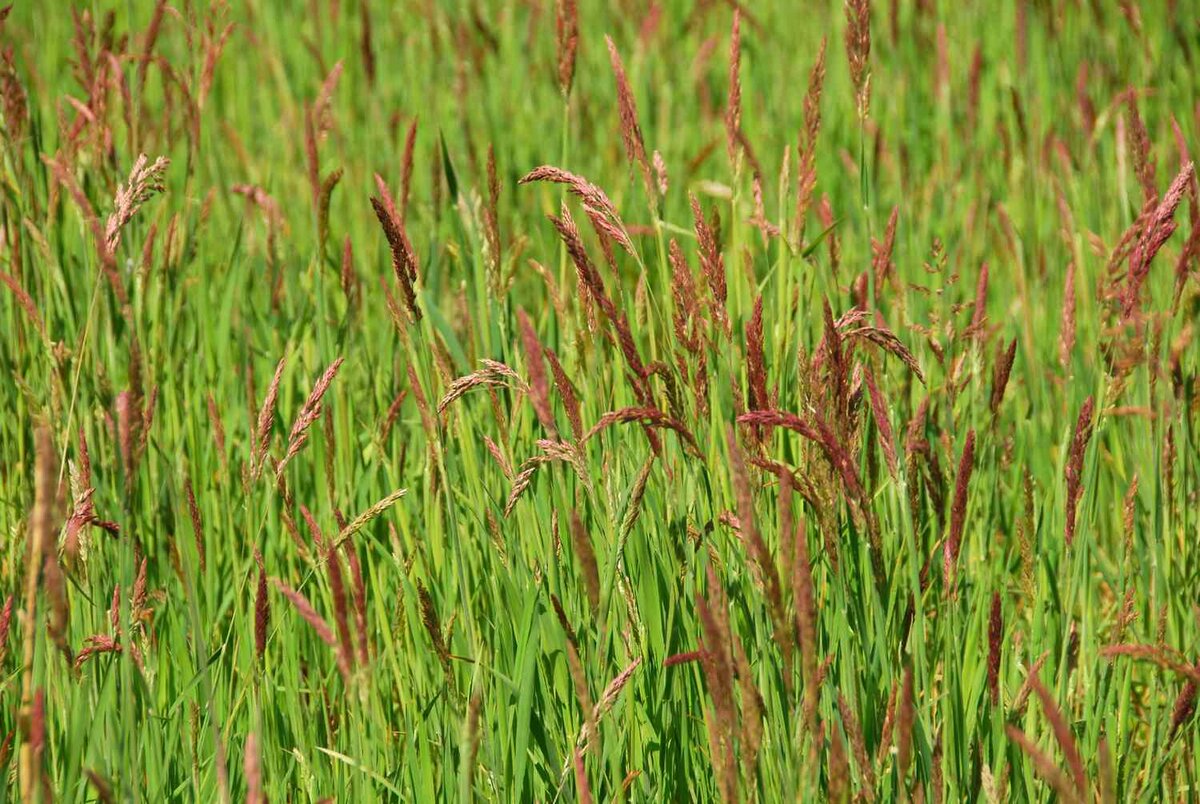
[0,1,1199,801]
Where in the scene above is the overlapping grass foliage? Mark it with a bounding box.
[1,0,1199,800]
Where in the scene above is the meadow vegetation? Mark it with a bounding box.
[1,0,1199,800]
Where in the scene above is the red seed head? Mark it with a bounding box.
[944,429,976,592]
[555,0,579,97]
[517,309,557,437]
[990,337,1018,414]
[1170,665,1200,738]
[1064,396,1096,547]
[987,592,1003,704]
[605,36,653,199]
[254,560,269,661]
[745,295,769,417]
[795,40,827,239]
[844,0,871,119]
[725,11,742,166]
[1059,259,1077,369]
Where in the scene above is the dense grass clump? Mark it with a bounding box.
[2,1,1200,800]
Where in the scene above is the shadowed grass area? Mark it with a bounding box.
[0,1,1198,800]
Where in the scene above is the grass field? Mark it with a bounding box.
[1,0,1199,800]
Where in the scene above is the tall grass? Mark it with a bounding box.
[0,1,1198,801]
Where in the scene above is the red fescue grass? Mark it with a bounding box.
[942,429,975,592]
[605,35,653,202]
[987,592,1003,705]
[5,2,1200,800]
[1006,670,1089,803]
[1063,396,1095,547]
[372,195,421,322]
[795,39,827,241]
[724,11,742,168]
[517,309,558,437]
[990,337,1018,414]
[253,550,268,662]
[844,0,871,120]
[272,578,350,683]
[1124,161,1195,317]
[555,0,579,98]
